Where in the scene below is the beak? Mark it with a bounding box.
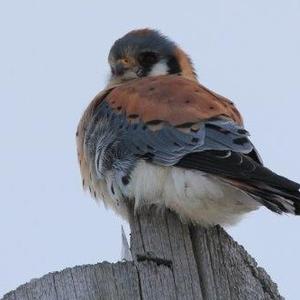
[113,58,133,76]
[114,62,127,76]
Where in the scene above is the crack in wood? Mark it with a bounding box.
[136,253,173,268]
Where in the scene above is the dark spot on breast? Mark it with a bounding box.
[122,176,130,185]
[119,124,123,129]
[142,125,147,130]
[149,87,155,91]
[76,131,79,137]
[89,186,92,193]
[111,184,115,195]
[209,106,214,110]
[93,191,97,197]
[185,100,190,104]
[192,137,199,143]
[233,137,249,145]
[82,179,85,186]
[117,106,122,110]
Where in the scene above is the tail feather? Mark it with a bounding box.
[176,149,300,215]
[225,177,300,215]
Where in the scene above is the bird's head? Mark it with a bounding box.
[108,29,197,85]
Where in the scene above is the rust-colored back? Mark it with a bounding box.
[105,75,243,126]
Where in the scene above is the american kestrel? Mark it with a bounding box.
[77,29,300,225]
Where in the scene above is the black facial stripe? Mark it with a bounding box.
[138,51,159,66]
[140,56,181,77]
[139,64,152,76]
[167,56,181,74]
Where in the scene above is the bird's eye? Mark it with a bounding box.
[138,52,159,66]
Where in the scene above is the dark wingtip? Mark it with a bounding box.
[294,195,300,215]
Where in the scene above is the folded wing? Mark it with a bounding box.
[86,75,300,215]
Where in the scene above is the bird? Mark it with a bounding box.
[76,28,300,226]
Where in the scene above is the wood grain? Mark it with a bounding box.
[2,208,283,300]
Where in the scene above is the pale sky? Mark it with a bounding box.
[0,1,299,299]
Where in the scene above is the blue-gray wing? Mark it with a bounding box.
[91,100,257,167]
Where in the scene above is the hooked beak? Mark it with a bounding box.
[114,62,127,76]
[112,58,133,76]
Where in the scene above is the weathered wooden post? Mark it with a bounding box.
[2,207,283,300]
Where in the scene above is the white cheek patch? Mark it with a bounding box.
[148,60,169,76]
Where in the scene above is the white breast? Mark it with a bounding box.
[94,161,259,226]
[123,161,259,226]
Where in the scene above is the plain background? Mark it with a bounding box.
[0,0,299,299]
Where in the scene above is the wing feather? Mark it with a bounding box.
[79,75,300,215]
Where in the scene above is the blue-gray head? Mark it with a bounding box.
[108,29,196,85]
